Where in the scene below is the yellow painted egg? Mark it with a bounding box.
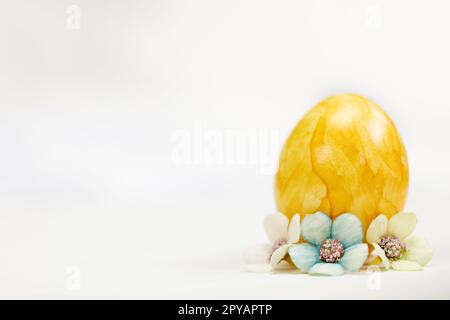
[275,94,408,231]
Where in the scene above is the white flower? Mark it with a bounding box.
[244,212,300,272]
[365,212,433,271]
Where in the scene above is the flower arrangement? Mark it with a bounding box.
[244,211,432,275]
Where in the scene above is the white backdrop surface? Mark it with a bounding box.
[1,0,450,299]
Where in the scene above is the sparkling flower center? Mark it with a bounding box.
[268,240,287,260]
[319,239,345,263]
[377,235,406,260]
[272,240,287,252]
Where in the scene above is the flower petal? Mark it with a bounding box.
[403,236,433,266]
[363,250,379,266]
[371,243,391,269]
[270,244,290,268]
[286,214,301,244]
[264,213,289,243]
[391,260,422,271]
[331,213,364,248]
[387,212,417,240]
[243,244,271,264]
[301,212,331,246]
[308,263,344,276]
[339,243,369,272]
[245,264,272,273]
[288,243,320,272]
[366,214,388,244]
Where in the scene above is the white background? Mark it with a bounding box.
[1,0,450,299]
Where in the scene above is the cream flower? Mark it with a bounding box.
[244,212,300,272]
[365,212,433,271]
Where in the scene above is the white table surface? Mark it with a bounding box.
[1,0,450,299]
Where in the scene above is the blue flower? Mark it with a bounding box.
[288,212,368,276]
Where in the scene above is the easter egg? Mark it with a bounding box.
[275,94,408,231]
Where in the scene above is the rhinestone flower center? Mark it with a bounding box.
[320,239,345,263]
[268,240,287,261]
[272,240,287,251]
[377,235,406,260]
